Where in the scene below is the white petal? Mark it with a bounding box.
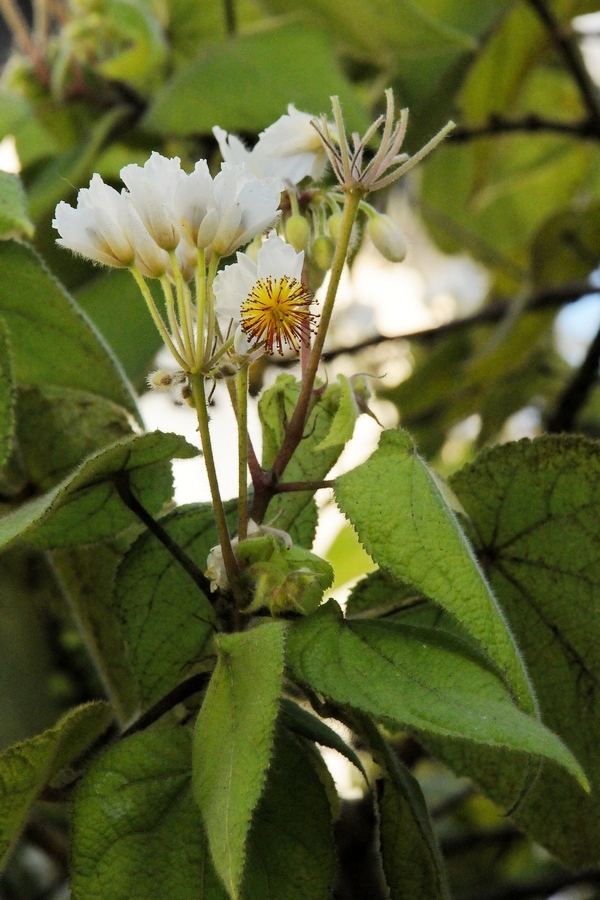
[120,153,183,251]
[173,160,215,246]
[255,232,303,281]
[213,252,257,320]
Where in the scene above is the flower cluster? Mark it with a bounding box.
[54,154,283,278]
[53,92,452,377]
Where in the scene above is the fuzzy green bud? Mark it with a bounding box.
[367,213,407,262]
[285,214,310,252]
[328,212,343,243]
[311,234,335,272]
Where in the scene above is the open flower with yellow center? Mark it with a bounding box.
[212,232,315,355]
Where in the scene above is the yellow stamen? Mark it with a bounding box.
[240,276,316,355]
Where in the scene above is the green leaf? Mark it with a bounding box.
[315,375,359,451]
[446,436,600,866]
[114,504,219,709]
[0,242,138,418]
[72,724,334,900]
[242,727,336,899]
[0,701,112,871]
[347,570,423,619]
[0,172,33,240]
[53,543,139,727]
[146,22,367,136]
[325,523,377,591]
[335,429,535,713]
[0,316,15,469]
[279,697,367,782]
[193,621,286,899]
[71,728,228,900]
[16,385,133,491]
[75,270,165,386]
[287,600,587,787]
[0,431,197,551]
[259,374,349,547]
[360,716,449,900]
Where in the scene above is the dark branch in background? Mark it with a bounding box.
[223,0,236,36]
[462,867,600,900]
[121,672,211,739]
[527,0,600,130]
[449,113,600,142]
[320,283,594,360]
[547,320,600,432]
[112,474,212,596]
[441,823,521,858]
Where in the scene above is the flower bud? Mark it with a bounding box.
[311,234,335,272]
[328,212,343,243]
[146,369,175,392]
[367,213,407,262]
[285,214,310,252]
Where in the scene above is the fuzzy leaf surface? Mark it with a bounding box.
[0,702,112,870]
[0,431,197,550]
[0,242,137,416]
[193,621,287,898]
[444,436,600,866]
[16,385,132,491]
[71,728,227,900]
[72,725,334,899]
[287,600,586,786]
[335,428,534,713]
[114,504,218,709]
[361,717,449,900]
[242,727,336,899]
[53,543,139,726]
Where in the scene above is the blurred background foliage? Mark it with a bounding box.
[2,0,600,897]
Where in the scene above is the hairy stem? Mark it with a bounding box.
[270,191,362,480]
[189,372,244,605]
[236,364,249,540]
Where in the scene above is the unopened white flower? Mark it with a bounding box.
[53,174,136,268]
[120,152,184,251]
[213,231,314,354]
[210,163,283,258]
[214,105,330,186]
[173,159,219,250]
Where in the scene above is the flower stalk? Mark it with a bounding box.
[189,372,243,604]
[236,364,249,542]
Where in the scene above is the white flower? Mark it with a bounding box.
[213,232,314,354]
[120,152,184,251]
[173,158,219,250]
[214,105,330,186]
[210,163,283,258]
[257,105,329,183]
[53,174,169,277]
[53,174,136,268]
